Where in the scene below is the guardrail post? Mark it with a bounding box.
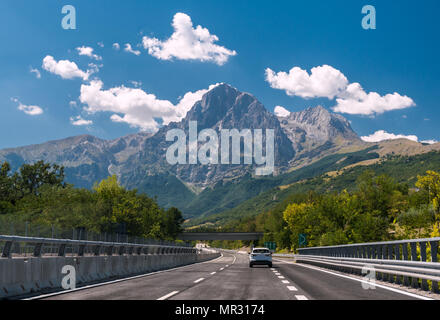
[367,246,373,259]
[386,245,393,283]
[410,242,419,288]
[58,244,66,257]
[78,244,86,256]
[33,242,43,257]
[106,246,113,256]
[395,244,401,285]
[402,243,410,286]
[2,241,13,258]
[94,245,101,256]
[420,242,429,291]
[376,245,383,280]
[430,241,439,293]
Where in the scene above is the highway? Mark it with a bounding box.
[36,252,427,300]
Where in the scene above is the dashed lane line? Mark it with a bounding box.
[25,253,226,301]
[194,278,205,284]
[274,258,433,301]
[157,291,179,300]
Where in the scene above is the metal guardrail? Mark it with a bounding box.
[0,235,198,258]
[294,237,440,294]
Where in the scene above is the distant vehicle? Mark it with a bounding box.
[249,248,272,268]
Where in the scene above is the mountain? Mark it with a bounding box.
[2,83,437,218]
[277,105,364,169]
[118,84,295,191]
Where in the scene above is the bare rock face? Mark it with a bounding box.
[119,84,296,189]
[277,105,361,165]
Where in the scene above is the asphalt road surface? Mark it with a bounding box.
[38,252,427,300]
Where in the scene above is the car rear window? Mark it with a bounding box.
[253,249,270,254]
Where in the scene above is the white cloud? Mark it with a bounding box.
[333,82,415,116]
[130,80,142,88]
[76,46,102,60]
[142,12,237,65]
[421,140,438,145]
[97,42,104,48]
[274,106,291,117]
[79,80,220,131]
[70,115,93,126]
[266,65,348,99]
[113,43,120,50]
[12,98,43,116]
[124,43,141,56]
[265,64,416,116]
[361,130,418,143]
[30,67,41,79]
[42,55,92,81]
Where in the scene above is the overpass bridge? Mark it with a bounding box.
[177,232,264,241]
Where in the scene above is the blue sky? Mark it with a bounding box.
[1,0,439,149]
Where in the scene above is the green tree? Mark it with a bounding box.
[15,161,65,197]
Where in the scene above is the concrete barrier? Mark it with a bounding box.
[0,252,220,299]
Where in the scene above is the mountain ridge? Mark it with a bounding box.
[1,83,437,217]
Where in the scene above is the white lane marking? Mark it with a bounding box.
[274,258,433,301]
[287,286,298,291]
[219,267,224,271]
[278,276,285,279]
[24,252,226,301]
[295,295,308,300]
[194,278,205,283]
[157,291,179,300]
[282,280,290,284]
[275,273,281,275]
[210,272,216,275]
[226,265,229,267]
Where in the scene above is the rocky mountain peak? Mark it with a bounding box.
[279,105,359,145]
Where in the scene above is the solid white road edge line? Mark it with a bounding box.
[274,258,433,301]
[24,252,226,300]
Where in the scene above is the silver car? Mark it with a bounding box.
[249,248,272,268]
